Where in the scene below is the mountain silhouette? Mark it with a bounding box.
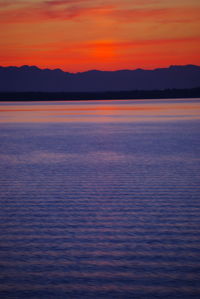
[0,65,200,92]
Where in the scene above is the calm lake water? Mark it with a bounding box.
[0,98,200,298]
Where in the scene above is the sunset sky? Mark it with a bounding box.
[0,0,200,72]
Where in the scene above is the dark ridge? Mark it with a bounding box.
[0,64,200,92]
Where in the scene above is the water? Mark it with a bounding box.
[0,99,200,298]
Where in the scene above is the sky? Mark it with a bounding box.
[0,0,200,72]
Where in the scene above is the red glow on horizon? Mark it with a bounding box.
[0,0,199,72]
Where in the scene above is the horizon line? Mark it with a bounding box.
[0,64,200,74]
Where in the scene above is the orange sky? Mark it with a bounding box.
[0,0,200,72]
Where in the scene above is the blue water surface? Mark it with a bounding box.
[0,99,200,299]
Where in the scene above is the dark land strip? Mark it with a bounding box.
[0,87,200,101]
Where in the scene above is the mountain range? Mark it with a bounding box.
[0,65,200,92]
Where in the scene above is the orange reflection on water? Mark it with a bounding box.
[0,99,200,123]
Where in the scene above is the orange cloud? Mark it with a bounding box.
[0,1,116,23]
[1,0,200,24]
[44,0,88,5]
[111,6,200,24]
[0,0,22,7]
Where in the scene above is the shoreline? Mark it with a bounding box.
[0,87,200,101]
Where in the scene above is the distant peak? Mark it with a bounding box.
[169,64,199,70]
[21,65,39,70]
[54,68,63,72]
